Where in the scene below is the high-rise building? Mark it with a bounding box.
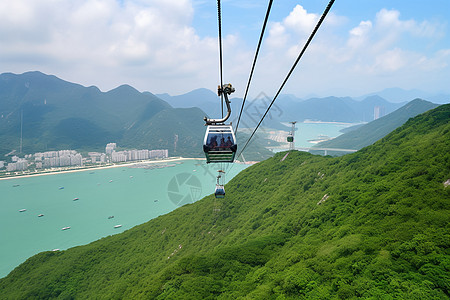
[374,106,385,120]
[6,159,28,171]
[106,143,117,155]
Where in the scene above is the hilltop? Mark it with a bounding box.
[0,102,448,298]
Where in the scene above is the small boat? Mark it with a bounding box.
[52,249,60,252]
[59,187,64,190]
[62,226,71,230]
[130,176,133,178]
[19,209,26,212]
[108,216,114,219]
[13,184,20,187]
[109,180,113,183]
[114,225,122,228]
[73,198,79,201]
[154,200,158,202]
[38,214,44,217]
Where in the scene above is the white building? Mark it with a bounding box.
[6,159,28,172]
[110,149,167,162]
[41,152,82,168]
[149,149,168,159]
[89,152,106,163]
[106,143,117,155]
[111,151,127,162]
[374,106,385,120]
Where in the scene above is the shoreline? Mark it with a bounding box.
[0,157,203,181]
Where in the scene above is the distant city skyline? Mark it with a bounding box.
[0,143,169,173]
[1,0,449,98]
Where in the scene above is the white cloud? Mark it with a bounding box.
[348,20,372,49]
[284,5,318,35]
[266,4,319,50]
[256,5,450,97]
[266,22,288,49]
[0,1,448,97]
[0,0,220,93]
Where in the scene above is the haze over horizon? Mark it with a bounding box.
[1,0,449,98]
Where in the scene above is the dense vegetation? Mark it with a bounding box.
[0,104,449,299]
[315,99,439,152]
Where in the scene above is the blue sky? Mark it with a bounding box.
[1,0,449,98]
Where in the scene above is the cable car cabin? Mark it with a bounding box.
[203,125,237,163]
[287,135,294,143]
[215,184,225,198]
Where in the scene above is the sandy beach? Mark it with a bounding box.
[0,157,203,181]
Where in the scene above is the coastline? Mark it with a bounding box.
[0,157,203,181]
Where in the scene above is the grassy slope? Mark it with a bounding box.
[0,105,449,299]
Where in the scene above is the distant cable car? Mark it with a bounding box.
[215,185,225,198]
[287,121,297,151]
[214,171,225,198]
[203,84,237,163]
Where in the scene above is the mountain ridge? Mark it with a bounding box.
[0,72,274,160]
[315,98,439,151]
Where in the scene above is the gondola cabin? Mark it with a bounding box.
[215,184,225,198]
[203,125,237,163]
[287,135,294,143]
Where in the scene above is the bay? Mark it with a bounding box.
[294,122,358,148]
[0,159,247,278]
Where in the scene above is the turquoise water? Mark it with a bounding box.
[295,122,356,148]
[0,159,247,278]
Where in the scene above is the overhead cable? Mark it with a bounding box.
[234,0,273,135]
[237,0,336,158]
[217,0,224,118]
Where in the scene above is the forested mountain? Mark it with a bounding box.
[1,104,448,299]
[0,72,273,160]
[276,95,404,123]
[161,90,405,129]
[315,99,439,151]
[0,71,168,155]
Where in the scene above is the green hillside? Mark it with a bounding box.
[0,105,449,299]
[315,99,439,152]
[0,72,169,155]
[0,72,273,160]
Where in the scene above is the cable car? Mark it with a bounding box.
[215,184,225,198]
[203,125,237,163]
[203,84,237,163]
[287,135,294,143]
[214,171,226,198]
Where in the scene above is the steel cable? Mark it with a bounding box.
[234,0,273,135]
[237,0,336,158]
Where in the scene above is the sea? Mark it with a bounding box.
[294,121,359,148]
[0,159,247,278]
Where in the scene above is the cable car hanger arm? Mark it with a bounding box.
[204,84,235,125]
